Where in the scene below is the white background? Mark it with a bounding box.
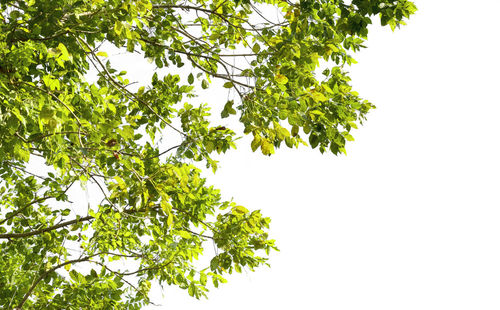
[137,0,500,309]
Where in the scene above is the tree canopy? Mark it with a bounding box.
[0,0,416,308]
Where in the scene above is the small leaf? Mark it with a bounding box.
[232,205,248,215]
[160,199,171,213]
[261,139,275,155]
[252,43,261,53]
[57,43,69,61]
[137,86,145,96]
[188,283,195,297]
[205,141,215,153]
[275,74,288,85]
[309,134,319,148]
[96,51,108,57]
[200,273,207,286]
[210,257,219,271]
[277,127,290,139]
[221,100,236,118]
[251,135,261,152]
[178,230,192,239]
[167,213,173,228]
[188,73,194,84]
[114,21,123,35]
[223,82,233,88]
[310,91,328,102]
[343,132,355,141]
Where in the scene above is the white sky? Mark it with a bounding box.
[130,0,500,308]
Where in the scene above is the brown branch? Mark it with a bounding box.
[1,196,51,226]
[0,205,162,240]
[143,144,182,160]
[68,158,117,209]
[141,34,246,73]
[0,215,93,239]
[172,206,216,232]
[88,260,156,305]
[16,254,98,309]
[119,259,175,276]
[0,174,76,225]
[14,132,29,144]
[154,3,277,53]
[3,162,48,181]
[184,228,214,240]
[188,55,244,87]
[28,131,88,143]
[75,37,186,137]
[20,82,82,127]
[154,4,226,17]
[29,30,70,41]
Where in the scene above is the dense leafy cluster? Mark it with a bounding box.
[0,0,415,308]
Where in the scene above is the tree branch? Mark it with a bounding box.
[0,215,93,239]
[75,37,187,138]
[143,144,182,160]
[1,197,50,226]
[16,254,99,309]
[0,179,76,225]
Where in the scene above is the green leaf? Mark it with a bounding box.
[277,127,290,139]
[343,132,355,141]
[57,43,69,61]
[223,82,233,88]
[200,273,207,286]
[114,21,123,35]
[232,205,248,215]
[137,86,145,96]
[251,135,262,152]
[252,43,261,53]
[205,141,215,153]
[167,213,174,228]
[310,91,328,102]
[178,230,192,239]
[188,283,195,297]
[221,100,236,118]
[275,74,288,85]
[210,257,219,271]
[188,73,194,84]
[261,139,275,155]
[309,134,319,149]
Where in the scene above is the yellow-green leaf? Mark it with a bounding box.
[178,230,192,239]
[251,135,262,152]
[232,205,248,215]
[310,91,328,102]
[252,43,261,53]
[261,139,275,155]
[114,21,123,35]
[275,74,288,85]
[57,43,69,61]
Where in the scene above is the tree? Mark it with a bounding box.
[0,0,416,308]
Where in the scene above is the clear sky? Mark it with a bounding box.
[137,0,500,309]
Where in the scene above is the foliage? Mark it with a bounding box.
[0,0,416,308]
